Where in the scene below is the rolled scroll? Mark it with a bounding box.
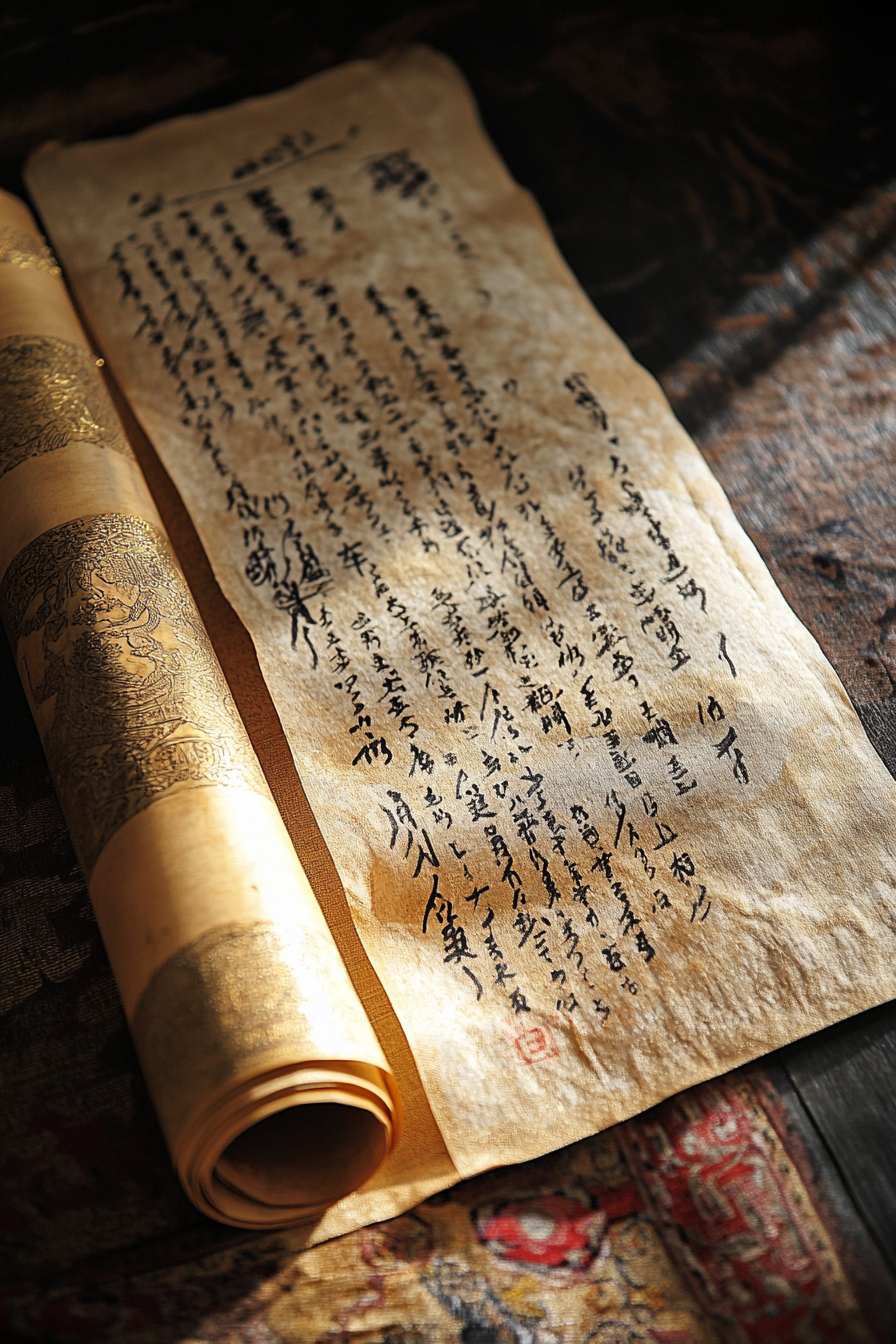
[0,190,400,1228]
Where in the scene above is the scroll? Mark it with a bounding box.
[0,191,399,1229]
[9,45,896,1241]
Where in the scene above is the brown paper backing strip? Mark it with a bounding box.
[100,362,456,1189]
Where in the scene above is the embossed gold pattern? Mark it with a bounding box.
[0,513,267,873]
[0,223,61,276]
[0,334,134,479]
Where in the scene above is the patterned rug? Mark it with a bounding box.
[0,1072,873,1343]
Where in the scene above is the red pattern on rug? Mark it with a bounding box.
[620,1076,867,1341]
[0,1078,876,1342]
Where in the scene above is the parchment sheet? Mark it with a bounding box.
[28,46,896,1205]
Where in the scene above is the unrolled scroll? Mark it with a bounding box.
[0,191,399,1228]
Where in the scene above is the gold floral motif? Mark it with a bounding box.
[0,334,134,479]
[0,223,61,276]
[0,513,267,873]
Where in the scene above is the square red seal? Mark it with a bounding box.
[514,1024,559,1065]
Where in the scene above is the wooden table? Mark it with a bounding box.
[3,3,896,1337]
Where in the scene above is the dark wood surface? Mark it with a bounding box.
[4,0,896,1316]
[4,1,896,378]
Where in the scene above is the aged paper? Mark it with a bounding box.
[0,191,399,1228]
[28,46,896,1201]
